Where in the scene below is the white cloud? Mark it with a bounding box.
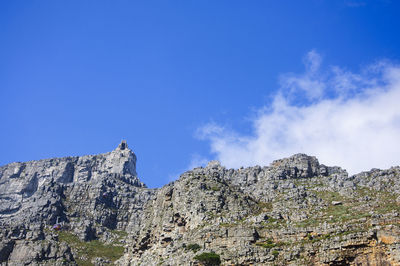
[279,50,326,101]
[188,153,209,169]
[198,52,400,175]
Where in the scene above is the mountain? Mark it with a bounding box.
[1,141,400,265]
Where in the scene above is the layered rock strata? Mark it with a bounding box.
[1,142,400,265]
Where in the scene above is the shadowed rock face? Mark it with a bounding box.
[1,144,400,265]
[0,141,145,226]
[0,141,155,265]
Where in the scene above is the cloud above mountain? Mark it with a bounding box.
[198,51,400,174]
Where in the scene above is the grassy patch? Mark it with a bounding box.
[193,252,221,265]
[219,222,236,228]
[185,243,201,253]
[339,187,400,217]
[374,191,400,214]
[260,218,286,229]
[271,250,279,258]
[295,218,321,228]
[206,211,216,219]
[255,238,286,249]
[57,231,124,265]
[303,232,332,243]
[293,189,377,226]
[325,204,353,222]
[210,186,220,191]
[314,191,347,203]
[254,201,273,215]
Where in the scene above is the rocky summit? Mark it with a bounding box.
[1,142,400,265]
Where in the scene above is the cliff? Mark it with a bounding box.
[1,141,400,265]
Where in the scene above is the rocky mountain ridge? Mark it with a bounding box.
[1,141,400,265]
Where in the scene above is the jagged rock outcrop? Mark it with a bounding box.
[1,142,400,265]
[0,141,154,265]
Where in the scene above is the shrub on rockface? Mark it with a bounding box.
[185,243,201,253]
[193,252,221,265]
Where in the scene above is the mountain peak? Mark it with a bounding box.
[117,140,128,151]
[1,146,400,265]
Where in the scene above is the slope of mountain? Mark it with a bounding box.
[1,141,400,265]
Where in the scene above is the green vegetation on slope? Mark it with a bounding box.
[194,252,221,265]
[57,231,125,265]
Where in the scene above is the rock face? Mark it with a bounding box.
[1,143,400,265]
[0,141,154,265]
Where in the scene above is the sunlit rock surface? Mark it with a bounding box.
[1,142,400,265]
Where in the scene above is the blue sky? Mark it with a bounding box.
[1,1,400,188]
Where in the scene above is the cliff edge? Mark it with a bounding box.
[1,142,400,265]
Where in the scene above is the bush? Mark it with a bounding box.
[255,238,276,248]
[186,243,201,252]
[272,250,279,258]
[193,252,221,265]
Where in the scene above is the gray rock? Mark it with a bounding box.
[1,142,400,265]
